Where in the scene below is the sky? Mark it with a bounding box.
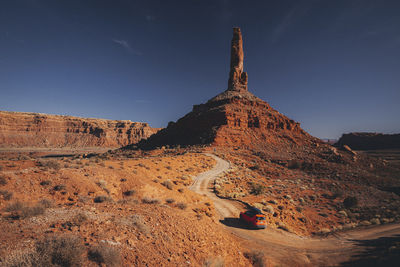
[0,0,399,139]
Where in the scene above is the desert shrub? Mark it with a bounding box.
[249,165,260,171]
[343,196,358,209]
[0,176,7,186]
[203,256,225,267]
[37,160,61,171]
[131,215,150,234]
[5,201,47,219]
[72,212,88,225]
[123,190,136,196]
[88,244,121,267]
[0,248,40,266]
[0,190,13,200]
[249,182,266,195]
[5,201,24,212]
[94,195,111,203]
[176,202,187,210]
[165,198,175,204]
[161,180,173,190]
[244,250,266,267]
[178,188,185,193]
[118,198,139,205]
[35,235,84,267]
[21,205,46,219]
[39,199,54,208]
[141,197,160,204]
[53,184,66,191]
[288,160,302,169]
[40,180,52,186]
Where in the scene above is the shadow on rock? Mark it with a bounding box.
[340,234,400,267]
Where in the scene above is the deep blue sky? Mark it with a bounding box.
[1,0,399,139]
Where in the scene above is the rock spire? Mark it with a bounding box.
[227,27,248,91]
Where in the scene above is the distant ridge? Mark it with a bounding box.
[0,110,160,148]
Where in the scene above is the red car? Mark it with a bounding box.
[240,207,266,229]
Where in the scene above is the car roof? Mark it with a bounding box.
[248,207,263,214]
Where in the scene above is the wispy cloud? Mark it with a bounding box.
[145,15,156,22]
[112,39,142,56]
[135,99,151,104]
[270,3,313,43]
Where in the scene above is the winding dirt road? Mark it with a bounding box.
[190,153,400,266]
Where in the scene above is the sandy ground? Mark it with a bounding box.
[190,153,400,266]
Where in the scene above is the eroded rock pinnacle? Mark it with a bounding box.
[228,27,248,91]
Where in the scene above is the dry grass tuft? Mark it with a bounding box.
[141,197,160,204]
[88,244,121,267]
[53,184,66,191]
[0,175,7,186]
[4,201,49,219]
[40,180,52,186]
[0,235,84,267]
[94,195,112,203]
[203,256,225,267]
[244,250,266,267]
[123,190,136,196]
[249,182,266,195]
[37,160,61,171]
[0,190,13,200]
[176,202,187,210]
[165,198,175,204]
[161,180,173,190]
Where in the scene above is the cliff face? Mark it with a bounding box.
[135,28,315,150]
[0,111,160,148]
[336,132,400,150]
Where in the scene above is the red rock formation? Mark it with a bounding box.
[228,27,248,91]
[0,111,160,148]
[335,132,400,150]
[135,28,315,150]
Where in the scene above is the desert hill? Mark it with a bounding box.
[0,111,160,149]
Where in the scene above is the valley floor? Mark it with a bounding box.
[0,148,399,266]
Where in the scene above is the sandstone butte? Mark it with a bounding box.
[0,111,160,148]
[336,132,400,150]
[134,27,318,150]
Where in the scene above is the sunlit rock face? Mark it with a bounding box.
[0,111,160,148]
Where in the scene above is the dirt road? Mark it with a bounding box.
[190,153,400,266]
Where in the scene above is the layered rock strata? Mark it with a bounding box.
[0,111,159,148]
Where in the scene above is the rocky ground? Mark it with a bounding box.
[211,145,400,237]
[0,150,252,266]
[1,147,400,266]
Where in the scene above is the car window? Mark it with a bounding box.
[256,216,266,220]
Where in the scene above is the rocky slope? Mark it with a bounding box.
[0,111,160,148]
[336,132,400,150]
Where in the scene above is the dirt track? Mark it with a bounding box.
[190,153,400,266]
